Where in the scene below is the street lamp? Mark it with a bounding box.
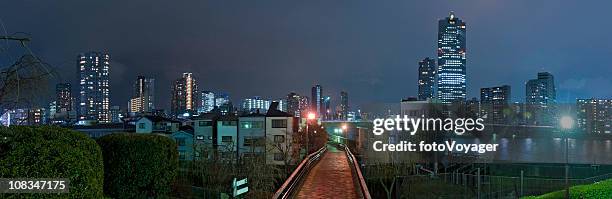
[305,112,316,154]
[560,116,574,199]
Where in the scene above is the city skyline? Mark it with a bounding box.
[1,1,611,111]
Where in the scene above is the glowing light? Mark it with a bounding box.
[560,116,574,129]
[307,112,316,120]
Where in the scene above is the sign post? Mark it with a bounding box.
[232,178,248,198]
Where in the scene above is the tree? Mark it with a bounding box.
[0,36,55,111]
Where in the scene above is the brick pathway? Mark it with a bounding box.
[296,146,360,199]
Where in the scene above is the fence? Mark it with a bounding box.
[397,172,612,199]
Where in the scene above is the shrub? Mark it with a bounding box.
[522,179,612,199]
[0,126,104,198]
[97,133,178,198]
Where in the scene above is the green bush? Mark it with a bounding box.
[522,179,612,199]
[97,133,178,198]
[0,126,104,198]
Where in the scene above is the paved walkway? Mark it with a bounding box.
[296,145,360,199]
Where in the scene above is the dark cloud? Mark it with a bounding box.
[1,0,610,110]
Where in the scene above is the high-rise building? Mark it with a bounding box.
[199,91,215,113]
[525,72,556,126]
[480,85,511,124]
[526,72,556,105]
[129,76,155,113]
[577,99,611,134]
[323,96,331,120]
[77,52,110,123]
[417,57,437,101]
[339,91,349,120]
[56,83,73,113]
[286,92,301,117]
[436,12,467,103]
[311,85,323,117]
[171,73,198,116]
[241,96,271,113]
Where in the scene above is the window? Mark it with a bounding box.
[274,135,285,143]
[138,123,146,129]
[222,136,233,143]
[178,151,186,160]
[222,121,237,126]
[271,119,287,128]
[274,153,284,161]
[176,138,186,146]
[241,121,263,129]
[243,137,255,146]
[198,121,212,126]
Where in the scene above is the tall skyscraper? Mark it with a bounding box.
[436,12,467,103]
[77,52,110,123]
[56,83,73,113]
[129,76,155,113]
[480,85,511,124]
[526,72,556,105]
[339,91,349,120]
[171,73,198,116]
[199,91,215,113]
[311,85,323,117]
[417,57,436,101]
[323,96,331,120]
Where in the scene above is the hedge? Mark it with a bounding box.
[97,133,178,199]
[0,126,104,198]
[522,179,612,199]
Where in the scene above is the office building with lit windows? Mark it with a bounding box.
[526,72,556,105]
[436,12,467,103]
[417,57,436,101]
[199,91,216,113]
[241,96,271,113]
[480,85,511,124]
[577,98,611,134]
[77,52,110,123]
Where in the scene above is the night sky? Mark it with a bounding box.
[1,0,611,111]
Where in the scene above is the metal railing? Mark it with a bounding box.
[344,145,372,199]
[272,146,326,199]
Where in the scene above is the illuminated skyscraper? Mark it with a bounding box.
[417,57,436,101]
[311,85,323,117]
[171,73,198,116]
[129,76,155,113]
[436,12,467,103]
[77,52,110,123]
